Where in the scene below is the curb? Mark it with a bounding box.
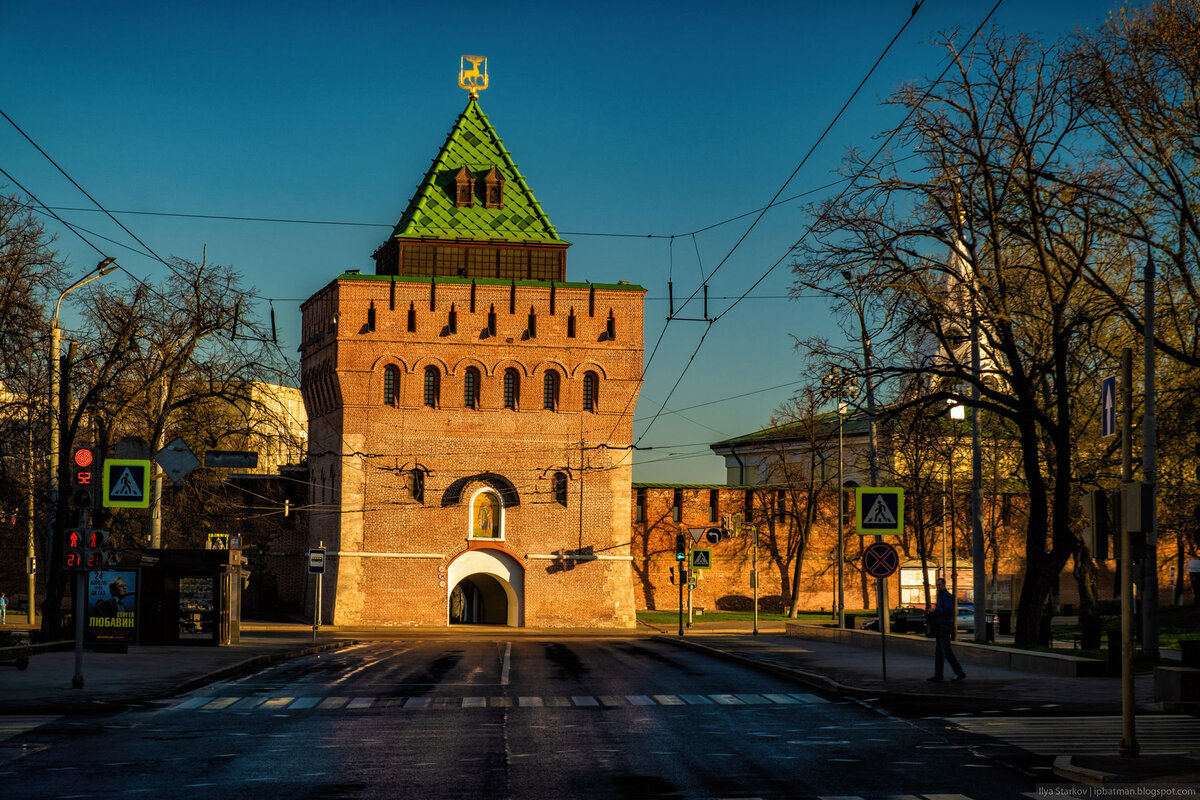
[162,639,360,699]
[1053,755,1113,786]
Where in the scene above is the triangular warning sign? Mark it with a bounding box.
[111,467,144,498]
[863,495,896,525]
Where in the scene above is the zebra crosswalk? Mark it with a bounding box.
[0,716,58,741]
[947,715,1200,756]
[168,691,830,712]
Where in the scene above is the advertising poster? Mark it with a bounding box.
[178,575,215,640]
[86,570,138,644]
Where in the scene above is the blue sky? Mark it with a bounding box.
[1,0,1116,482]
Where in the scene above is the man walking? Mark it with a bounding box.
[928,577,965,682]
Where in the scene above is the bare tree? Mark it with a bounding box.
[754,389,839,617]
[793,30,1127,645]
[41,255,293,637]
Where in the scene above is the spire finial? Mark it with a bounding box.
[459,55,488,99]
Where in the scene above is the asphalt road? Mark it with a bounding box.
[0,637,1047,799]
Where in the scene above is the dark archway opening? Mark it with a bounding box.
[449,574,509,625]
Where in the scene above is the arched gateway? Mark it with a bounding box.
[447,548,524,627]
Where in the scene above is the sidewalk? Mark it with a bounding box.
[650,618,1199,788]
[0,623,353,715]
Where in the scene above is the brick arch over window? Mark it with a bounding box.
[569,362,609,380]
[440,472,521,508]
[451,357,493,377]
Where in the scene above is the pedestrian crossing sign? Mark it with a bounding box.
[855,487,904,536]
[690,548,712,570]
[103,459,152,509]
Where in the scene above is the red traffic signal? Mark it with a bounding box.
[84,528,109,569]
[63,528,85,570]
[63,528,109,570]
[70,446,100,510]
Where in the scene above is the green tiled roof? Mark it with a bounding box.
[390,98,565,245]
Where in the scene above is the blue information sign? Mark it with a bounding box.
[1101,376,1117,438]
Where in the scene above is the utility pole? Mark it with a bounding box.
[1120,348,1139,758]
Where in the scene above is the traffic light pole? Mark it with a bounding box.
[678,563,684,637]
[71,568,86,688]
[1120,348,1139,757]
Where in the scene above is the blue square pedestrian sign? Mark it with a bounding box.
[855,487,904,536]
[103,459,152,509]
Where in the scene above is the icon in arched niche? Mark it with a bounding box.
[471,490,502,539]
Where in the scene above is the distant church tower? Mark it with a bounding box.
[299,65,644,627]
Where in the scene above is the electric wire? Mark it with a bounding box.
[630,0,930,446]
[634,0,1006,446]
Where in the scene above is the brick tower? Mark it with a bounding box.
[299,94,644,627]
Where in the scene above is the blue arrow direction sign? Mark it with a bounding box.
[1101,376,1117,438]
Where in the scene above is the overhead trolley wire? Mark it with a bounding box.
[634,0,1007,447]
[631,0,932,447]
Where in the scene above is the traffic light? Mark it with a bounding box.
[675,534,687,561]
[70,446,100,510]
[83,528,110,570]
[1081,490,1110,561]
[63,528,85,570]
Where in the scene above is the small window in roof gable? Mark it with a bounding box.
[483,167,505,209]
[454,166,475,208]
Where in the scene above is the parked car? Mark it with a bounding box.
[860,606,927,633]
[956,606,999,633]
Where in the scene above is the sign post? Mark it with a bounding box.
[308,545,326,641]
[856,488,905,679]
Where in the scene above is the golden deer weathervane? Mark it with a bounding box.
[459,55,488,98]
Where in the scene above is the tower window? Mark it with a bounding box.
[582,372,598,412]
[483,166,505,209]
[424,367,440,408]
[448,304,458,335]
[567,308,576,338]
[672,489,683,523]
[504,368,520,409]
[709,489,719,523]
[383,366,399,407]
[464,367,480,409]
[606,310,616,340]
[528,306,537,338]
[543,371,559,411]
[407,302,417,333]
[487,305,497,337]
[454,166,474,207]
[553,471,568,506]
[636,488,646,523]
[410,469,425,503]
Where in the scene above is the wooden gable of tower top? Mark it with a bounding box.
[373,98,568,283]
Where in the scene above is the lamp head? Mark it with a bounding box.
[96,257,118,275]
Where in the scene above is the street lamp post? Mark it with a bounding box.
[822,366,858,628]
[47,257,118,639]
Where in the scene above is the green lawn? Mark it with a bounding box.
[1051,603,1199,651]
[636,609,855,625]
